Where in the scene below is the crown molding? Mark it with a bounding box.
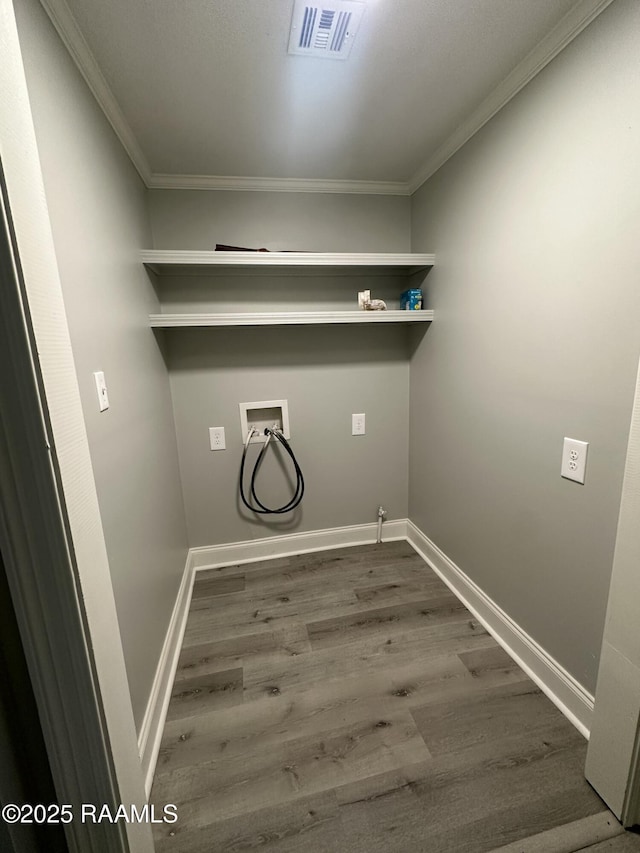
[39,0,152,184]
[146,173,410,195]
[36,0,405,197]
[407,0,616,194]
[40,0,613,198]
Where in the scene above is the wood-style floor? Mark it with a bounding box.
[150,541,640,853]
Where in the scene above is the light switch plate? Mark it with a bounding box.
[561,437,588,484]
[93,371,109,412]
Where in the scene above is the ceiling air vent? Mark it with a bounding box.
[288,0,365,60]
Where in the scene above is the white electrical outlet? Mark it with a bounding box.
[209,427,226,451]
[561,437,588,484]
[93,371,109,412]
[352,413,366,436]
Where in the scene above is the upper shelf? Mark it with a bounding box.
[149,310,434,328]
[141,250,435,276]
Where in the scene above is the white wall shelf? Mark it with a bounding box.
[144,250,435,327]
[142,250,434,276]
[150,310,434,328]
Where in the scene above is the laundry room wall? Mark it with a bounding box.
[148,189,413,546]
[147,188,411,252]
[408,0,640,695]
[14,0,189,730]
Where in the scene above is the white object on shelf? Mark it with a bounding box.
[358,289,387,311]
[149,310,434,328]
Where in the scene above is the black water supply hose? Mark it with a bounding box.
[240,427,305,514]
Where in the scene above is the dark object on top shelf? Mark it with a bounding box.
[215,244,309,253]
[216,244,270,252]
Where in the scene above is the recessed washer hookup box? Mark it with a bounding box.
[239,399,290,443]
[400,288,423,310]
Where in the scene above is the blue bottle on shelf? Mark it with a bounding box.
[400,288,423,310]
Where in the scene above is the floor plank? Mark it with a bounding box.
[156,667,432,775]
[194,542,435,594]
[576,835,640,852]
[242,619,495,701]
[151,541,613,853]
[306,593,468,649]
[154,713,430,827]
[487,813,623,853]
[191,574,246,599]
[165,666,243,722]
[332,738,603,852]
[410,678,570,756]
[174,623,311,682]
[153,790,343,853]
[182,587,359,647]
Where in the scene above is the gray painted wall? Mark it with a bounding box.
[15,0,189,730]
[149,189,412,545]
[148,189,411,252]
[166,325,411,546]
[409,0,640,694]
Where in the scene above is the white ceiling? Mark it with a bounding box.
[44,0,611,193]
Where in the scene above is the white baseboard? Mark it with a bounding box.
[189,519,409,571]
[406,520,594,738]
[138,554,195,798]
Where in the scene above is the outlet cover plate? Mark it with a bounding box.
[209,427,226,450]
[561,437,588,484]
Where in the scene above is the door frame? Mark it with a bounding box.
[0,1,153,850]
[586,351,640,827]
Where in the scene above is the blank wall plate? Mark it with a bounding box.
[561,437,589,484]
[352,413,365,435]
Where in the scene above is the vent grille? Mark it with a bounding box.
[288,0,365,60]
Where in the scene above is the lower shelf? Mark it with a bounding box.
[149,310,434,328]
